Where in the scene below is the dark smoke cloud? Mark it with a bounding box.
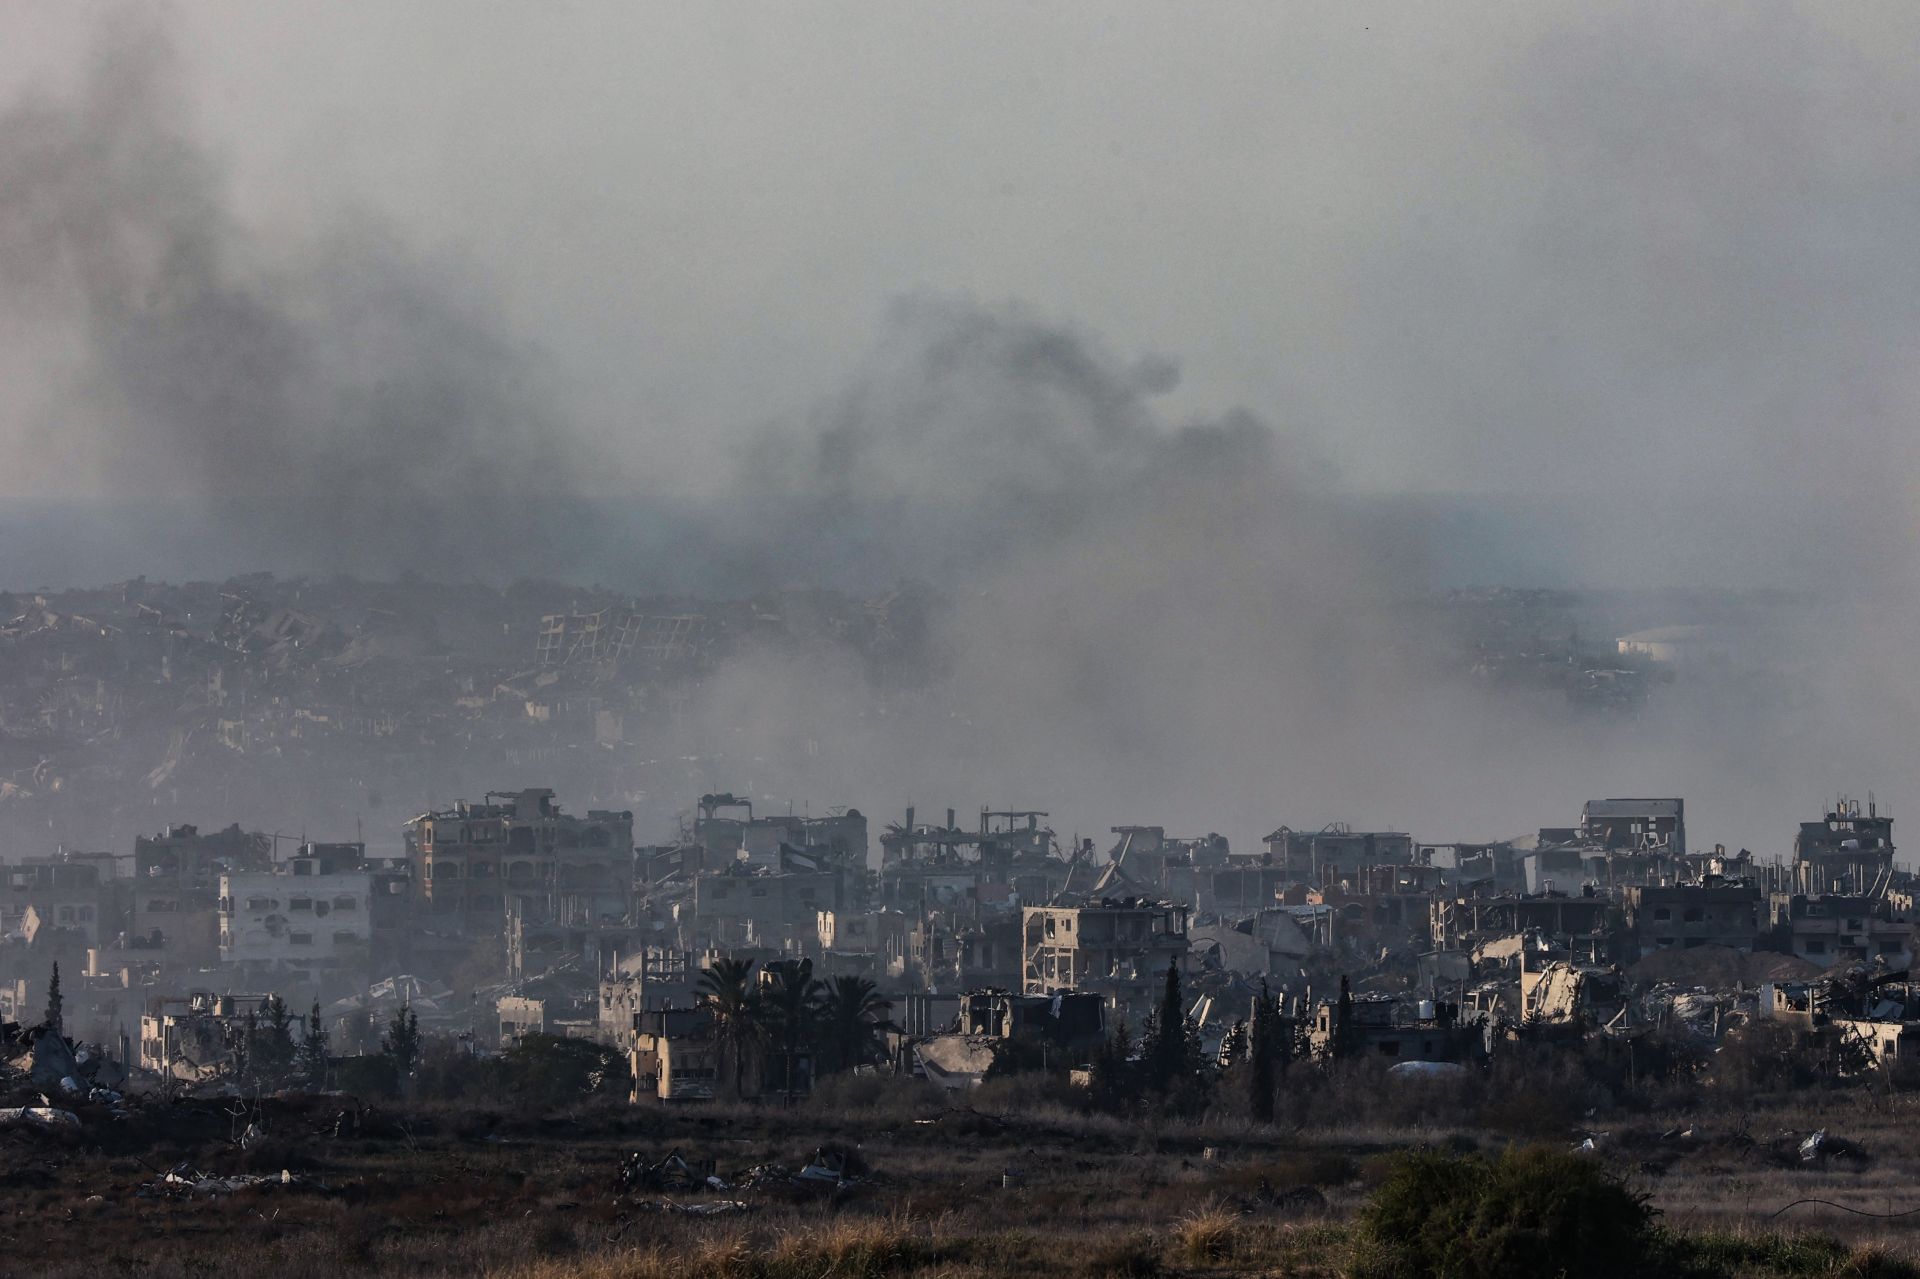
[0,21,599,577]
[686,291,1911,859]
[684,295,1477,846]
[728,294,1336,588]
[4,11,1914,862]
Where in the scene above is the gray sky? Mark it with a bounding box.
[9,2,1920,525]
[6,3,1920,854]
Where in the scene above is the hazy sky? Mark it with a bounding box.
[5,3,1920,854]
[8,2,1920,522]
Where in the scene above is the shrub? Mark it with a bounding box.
[330,1052,400,1100]
[1172,1204,1238,1263]
[1708,1021,1872,1093]
[1673,1231,1849,1277]
[1352,1145,1656,1279]
[806,1071,942,1120]
[766,1217,918,1279]
[495,1034,630,1106]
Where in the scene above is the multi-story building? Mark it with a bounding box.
[4,854,111,947]
[131,823,271,967]
[1021,898,1190,1017]
[1263,826,1414,885]
[815,909,908,959]
[688,864,847,948]
[1621,882,1762,956]
[906,914,1022,992]
[628,1006,749,1101]
[1794,800,1895,895]
[1429,893,1611,959]
[218,843,373,983]
[693,793,868,870]
[598,948,700,1051]
[138,991,277,1080]
[876,807,1073,912]
[406,789,634,935]
[1580,797,1685,856]
[1768,892,1913,969]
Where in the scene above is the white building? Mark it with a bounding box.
[219,852,373,975]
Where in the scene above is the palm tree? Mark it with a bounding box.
[696,958,763,1100]
[817,976,894,1076]
[762,958,822,1106]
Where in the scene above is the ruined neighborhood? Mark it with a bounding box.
[11,2,1920,1274]
[0,576,1913,1277]
[11,767,1916,1103]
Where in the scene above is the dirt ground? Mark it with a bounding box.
[5,1080,1920,1277]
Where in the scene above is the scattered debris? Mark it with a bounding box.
[0,1107,79,1131]
[140,1165,315,1199]
[618,1149,719,1194]
[1795,1129,1868,1168]
[798,1144,869,1187]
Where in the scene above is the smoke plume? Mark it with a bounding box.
[0,21,599,577]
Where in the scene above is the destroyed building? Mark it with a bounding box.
[598,949,700,1051]
[217,842,375,992]
[688,860,851,949]
[1022,898,1190,1017]
[132,824,272,968]
[692,793,869,871]
[138,991,283,1081]
[628,1006,728,1101]
[5,854,112,949]
[1793,798,1895,895]
[1579,797,1686,856]
[879,808,1072,912]
[1307,993,1482,1065]
[1622,881,1763,958]
[406,789,634,933]
[1264,825,1414,884]
[1767,891,1913,969]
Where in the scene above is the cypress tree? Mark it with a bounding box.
[1248,982,1277,1122]
[42,962,62,1034]
[1146,959,1187,1092]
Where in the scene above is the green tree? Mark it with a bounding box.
[1085,1017,1135,1114]
[381,1003,421,1093]
[1332,974,1357,1061]
[300,1001,330,1090]
[249,994,298,1088]
[762,957,822,1105]
[816,975,893,1075]
[1145,959,1189,1092]
[696,958,763,1100]
[1354,1146,1656,1279]
[497,1033,630,1106]
[235,1009,256,1084]
[1247,982,1281,1123]
[42,962,61,1035]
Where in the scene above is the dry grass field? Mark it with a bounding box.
[9,1073,1920,1277]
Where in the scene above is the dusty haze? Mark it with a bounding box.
[1,4,1918,858]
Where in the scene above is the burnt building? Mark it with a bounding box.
[1580,797,1686,856]
[1621,882,1762,956]
[130,824,272,968]
[1794,799,1895,896]
[406,789,633,935]
[1263,825,1414,885]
